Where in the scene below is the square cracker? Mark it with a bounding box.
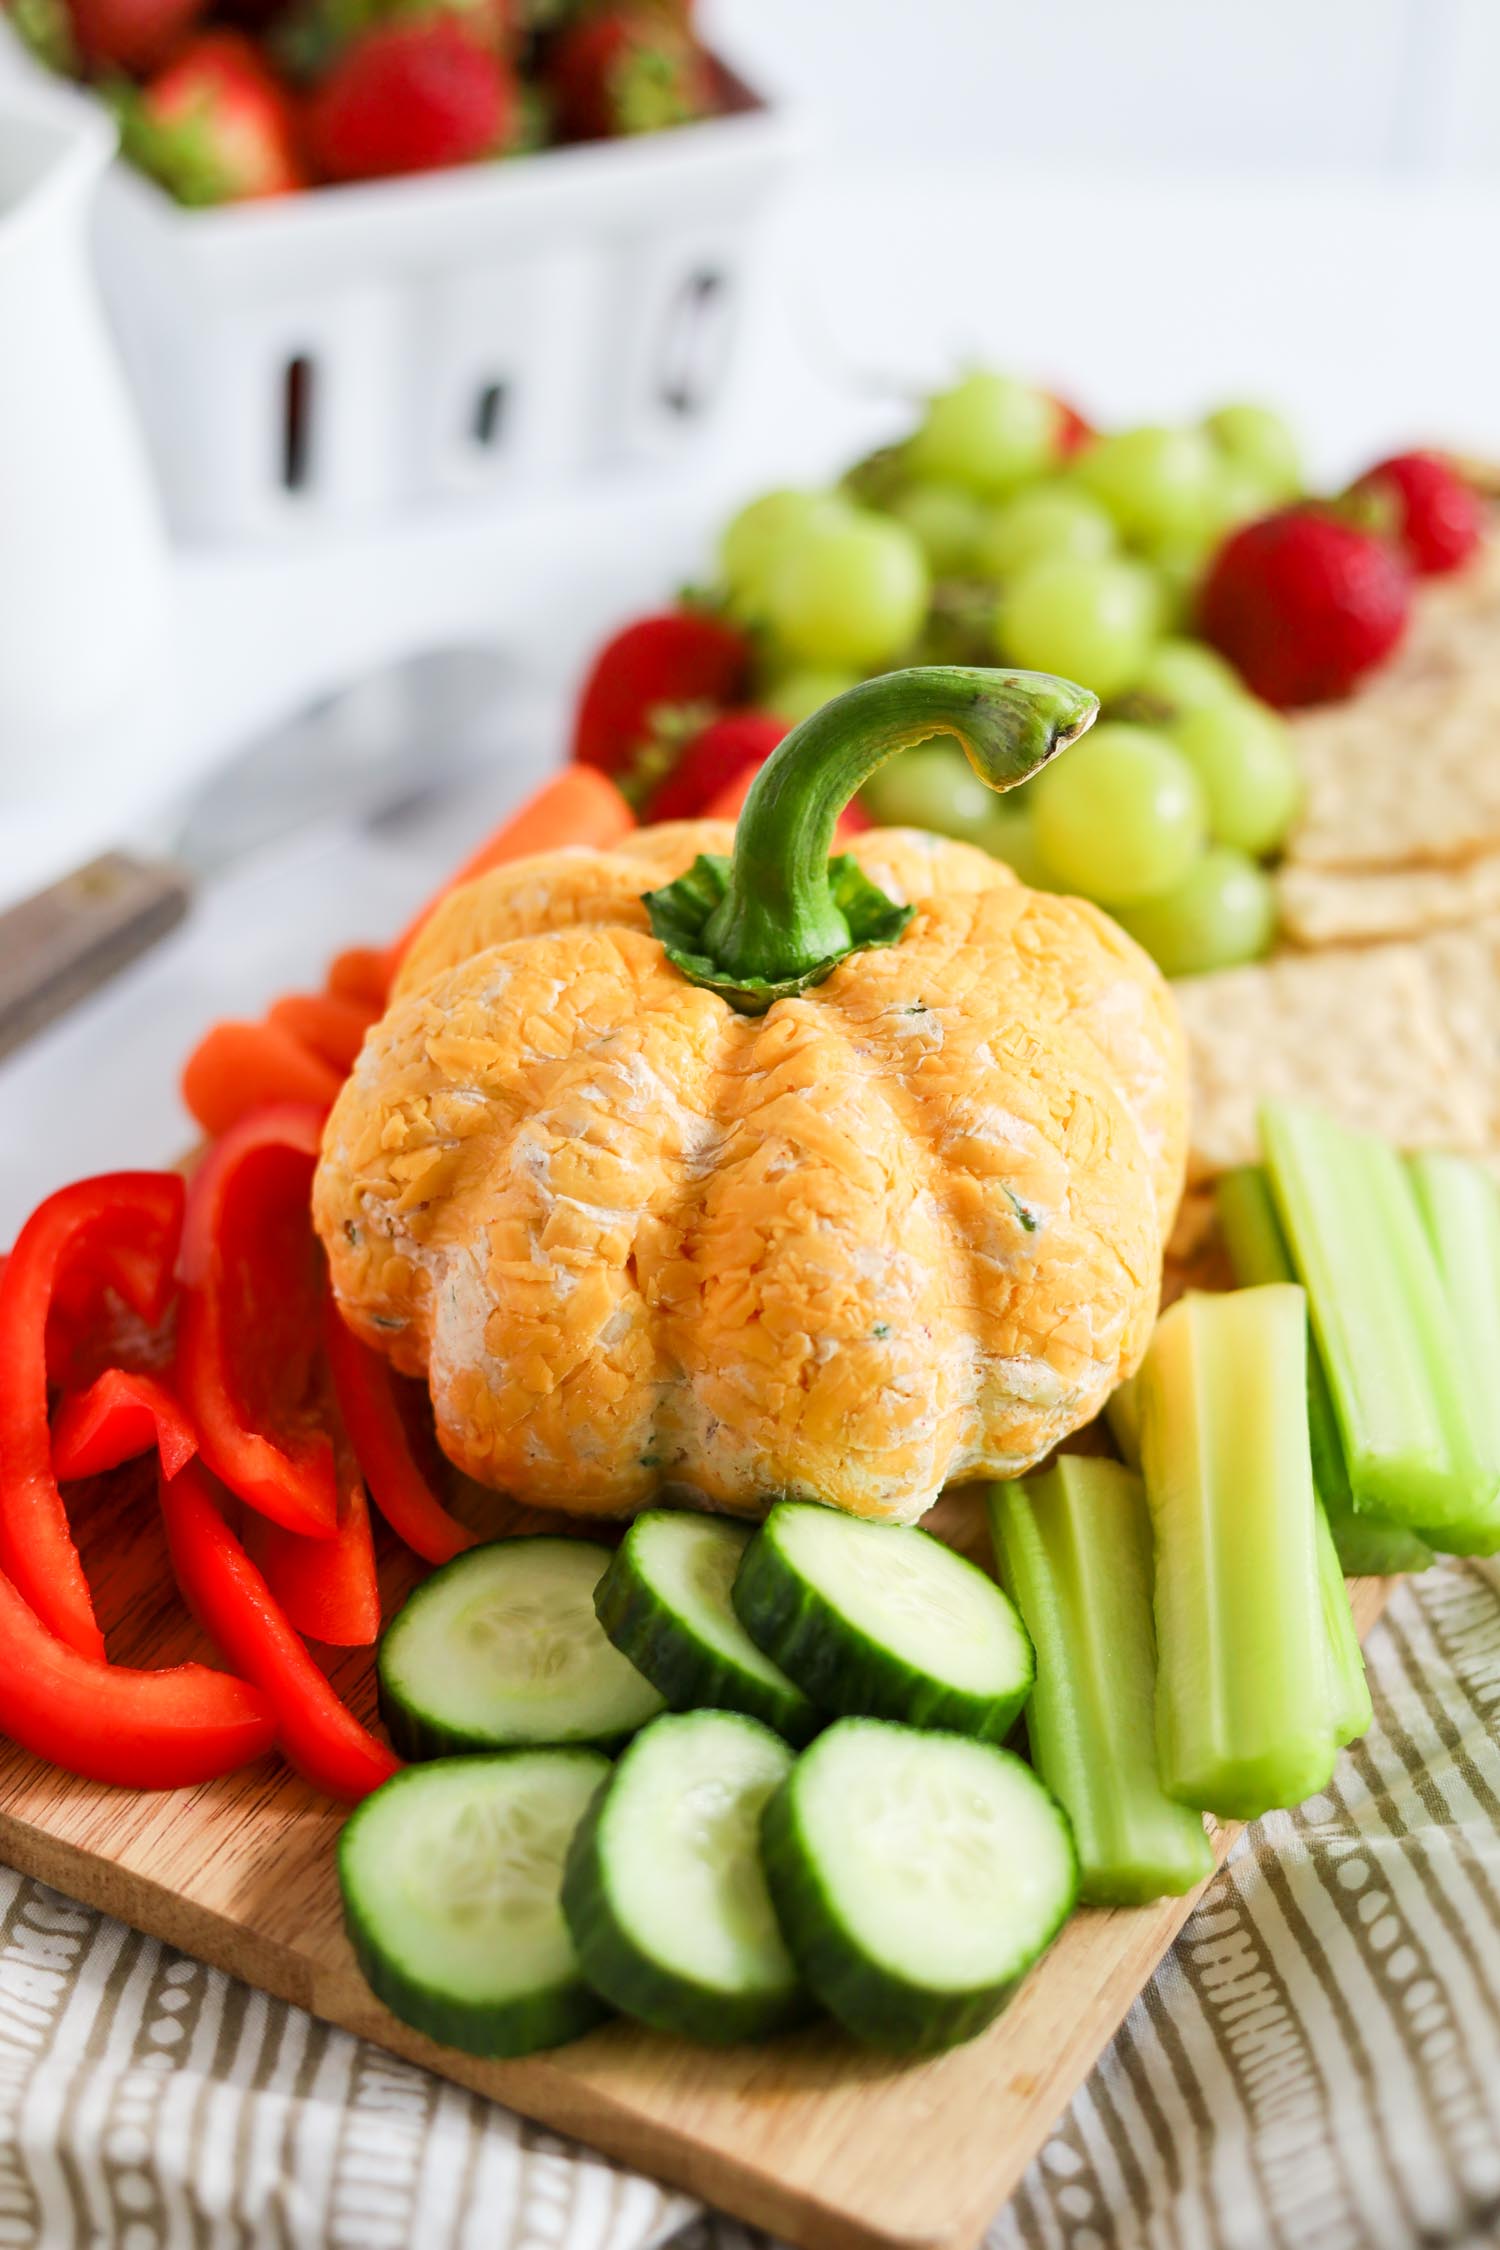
[1289,674,1500,872]
[1177,940,1489,1181]
[1416,914,1500,1148]
[1277,850,1500,948]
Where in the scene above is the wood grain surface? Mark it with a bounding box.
[0,1461,1393,2250]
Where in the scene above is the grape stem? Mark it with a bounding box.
[705,666,1096,986]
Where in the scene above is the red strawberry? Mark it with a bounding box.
[1050,393,1094,459]
[1348,450,1484,578]
[273,0,515,87]
[307,17,516,181]
[571,611,751,796]
[646,710,788,822]
[121,34,307,204]
[60,0,205,73]
[547,1,714,140]
[1198,508,1410,708]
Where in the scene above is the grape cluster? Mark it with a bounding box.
[716,375,1306,979]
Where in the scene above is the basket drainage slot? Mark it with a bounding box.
[472,380,509,449]
[281,355,316,492]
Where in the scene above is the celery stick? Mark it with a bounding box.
[1104,1374,1141,1471]
[1260,1102,1500,1533]
[1313,1503,1372,1747]
[1140,1284,1336,1820]
[988,1459,1212,1906]
[1409,1152,1500,1556]
[1215,1165,1434,1577]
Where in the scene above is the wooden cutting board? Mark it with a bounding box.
[0,1462,1394,2250]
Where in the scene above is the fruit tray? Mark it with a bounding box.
[0,30,799,544]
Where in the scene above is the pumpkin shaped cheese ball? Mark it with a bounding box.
[314,668,1188,1526]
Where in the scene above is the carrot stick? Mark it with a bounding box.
[389,764,633,966]
[267,992,377,1074]
[182,1022,342,1139]
[325,946,392,1010]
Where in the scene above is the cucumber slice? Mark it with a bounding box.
[1410,1151,1500,1555]
[1140,1285,1337,1820]
[761,1717,1076,2054]
[988,1458,1213,1907]
[378,1539,664,1759]
[732,1503,1033,1742]
[594,1513,820,1747]
[338,1751,610,2057]
[1260,1102,1500,1533]
[561,1710,807,2045]
[1216,1164,1434,1576]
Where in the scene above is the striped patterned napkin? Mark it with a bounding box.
[5,1560,1500,2250]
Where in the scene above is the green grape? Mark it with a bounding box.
[1170,701,1302,857]
[1139,538,1206,631]
[1031,722,1206,905]
[994,555,1162,700]
[1200,458,1277,540]
[862,743,994,839]
[1073,425,1220,544]
[1114,847,1276,977]
[1132,637,1244,716]
[720,489,846,606]
[907,372,1060,498]
[759,666,860,726]
[1204,403,1302,502]
[973,802,1060,890]
[887,482,989,575]
[974,485,1116,580]
[761,511,930,670]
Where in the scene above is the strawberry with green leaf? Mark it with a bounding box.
[547,0,713,140]
[119,33,307,204]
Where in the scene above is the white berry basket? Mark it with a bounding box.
[2,32,799,544]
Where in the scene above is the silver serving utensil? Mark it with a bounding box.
[0,645,511,1063]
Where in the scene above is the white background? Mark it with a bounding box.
[709,0,1500,180]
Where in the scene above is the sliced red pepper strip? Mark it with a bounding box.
[159,1461,398,1802]
[0,1171,185,1659]
[0,1563,274,1789]
[246,1434,381,1647]
[324,1300,475,1566]
[52,1370,197,1484]
[177,1105,339,1541]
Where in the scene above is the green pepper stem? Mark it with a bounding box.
[701,666,1097,984]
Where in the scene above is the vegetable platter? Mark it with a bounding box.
[0,633,1479,2247]
[0,1466,1393,2250]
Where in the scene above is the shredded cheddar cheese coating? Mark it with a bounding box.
[314,823,1187,1524]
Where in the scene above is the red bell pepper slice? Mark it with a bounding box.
[324,1301,475,1566]
[160,1461,398,1802]
[0,1563,274,1789]
[177,1105,339,1541]
[52,1369,197,1484]
[0,1171,186,1659]
[246,1432,381,1647]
